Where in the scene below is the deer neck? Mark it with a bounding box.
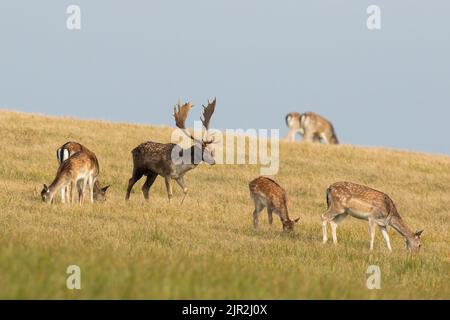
[389,215,414,240]
[48,172,70,198]
[183,146,202,168]
[278,206,290,224]
[172,146,196,175]
[178,162,197,175]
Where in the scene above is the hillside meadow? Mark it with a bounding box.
[0,109,449,299]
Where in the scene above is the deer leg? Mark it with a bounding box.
[76,180,82,204]
[164,176,173,203]
[65,185,70,204]
[321,211,333,244]
[79,179,88,205]
[142,172,158,201]
[322,220,328,243]
[77,180,82,205]
[368,219,377,250]
[70,181,75,204]
[126,170,143,200]
[379,226,392,252]
[253,202,264,229]
[284,129,296,141]
[83,178,89,204]
[267,207,274,226]
[322,208,344,244]
[330,213,347,244]
[330,221,338,244]
[313,133,322,143]
[89,176,96,203]
[61,187,66,204]
[175,176,188,205]
[303,130,315,143]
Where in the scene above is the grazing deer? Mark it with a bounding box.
[126,98,217,204]
[285,112,339,144]
[56,141,109,203]
[41,151,99,205]
[322,182,423,251]
[249,176,300,232]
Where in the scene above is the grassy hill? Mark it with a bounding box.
[0,109,449,299]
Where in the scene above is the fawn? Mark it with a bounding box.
[249,176,300,232]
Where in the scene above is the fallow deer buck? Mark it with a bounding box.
[285,112,339,144]
[41,151,100,205]
[56,141,109,203]
[322,182,423,251]
[249,176,300,232]
[125,98,217,204]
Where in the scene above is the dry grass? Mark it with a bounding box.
[0,109,449,299]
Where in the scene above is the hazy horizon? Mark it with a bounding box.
[1,1,449,155]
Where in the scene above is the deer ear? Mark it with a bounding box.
[101,185,110,193]
[415,230,424,237]
[43,184,48,190]
[294,217,300,223]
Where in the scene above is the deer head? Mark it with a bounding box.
[406,229,423,251]
[283,217,300,232]
[41,184,52,203]
[173,98,217,165]
[93,181,110,202]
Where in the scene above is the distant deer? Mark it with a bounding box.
[56,141,109,203]
[322,182,423,251]
[249,176,300,232]
[41,151,99,205]
[285,112,339,144]
[125,98,217,204]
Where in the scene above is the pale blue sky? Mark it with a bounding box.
[1,1,449,154]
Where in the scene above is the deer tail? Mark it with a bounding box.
[326,187,332,210]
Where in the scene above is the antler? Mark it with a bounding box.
[201,98,216,130]
[173,101,197,141]
[201,98,216,144]
[174,101,193,130]
[172,98,217,145]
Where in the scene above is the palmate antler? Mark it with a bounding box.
[201,98,216,144]
[173,101,197,141]
[173,98,217,145]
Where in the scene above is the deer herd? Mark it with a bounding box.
[40,101,423,253]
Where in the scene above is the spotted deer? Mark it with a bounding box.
[249,176,300,232]
[322,182,423,251]
[126,98,217,204]
[56,141,109,203]
[285,112,339,144]
[41,151,99,205]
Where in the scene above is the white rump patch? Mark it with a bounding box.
[57,148,70,164]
